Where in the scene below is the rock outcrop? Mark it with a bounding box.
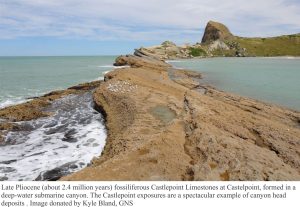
[137,21,300,58]
[61,55,300,181]
[134,42,191,60]
[201,21,234,44]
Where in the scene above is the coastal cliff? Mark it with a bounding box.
[135,21,300,59]
[59,55,300,181]
[201,21,234,43]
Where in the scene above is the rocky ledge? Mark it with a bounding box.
[59,55,300,181]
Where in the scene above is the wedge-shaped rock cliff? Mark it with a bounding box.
[201,20,234,43]
[135,21,300,59]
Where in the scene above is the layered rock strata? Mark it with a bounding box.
[61,55,300,181]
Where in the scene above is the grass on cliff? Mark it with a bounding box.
[211,48,236,57]
[235,34,300,56]
[189,47,207,57]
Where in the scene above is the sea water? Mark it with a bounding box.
[0,56,117,180]
[0,92,106,181]
[169,57,300,111]
[0,56,117,108]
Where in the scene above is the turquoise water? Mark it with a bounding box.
[170,57,300,111]
[1,56,300,111]
[0,56,117,108]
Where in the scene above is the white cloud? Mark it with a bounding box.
[0,0,299,42]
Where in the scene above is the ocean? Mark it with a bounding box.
[0,56,116,180]
[1,56,299,111]
[169,57,300,111]
[0,56,117,108]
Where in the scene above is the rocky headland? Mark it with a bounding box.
[135,21,300,59]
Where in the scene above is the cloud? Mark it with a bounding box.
[0,0,299,43]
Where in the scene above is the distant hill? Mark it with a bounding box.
[135,21,300,59]
[234,34,300,56]
[201,21,300,57]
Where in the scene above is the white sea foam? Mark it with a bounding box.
[114,66,130,69]
[166,60,184,63]
[0,98,28,109]
[0,92,106,181]
[98,65,130,69]
[171,66,186,70]
[93,76,104,81]
[98,65,115,68]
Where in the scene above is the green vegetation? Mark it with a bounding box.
[235,34,300,56]
[211,48,236,57]
[189,47,207,57]
[198,21,300,57]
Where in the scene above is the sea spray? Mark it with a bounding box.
[0,92,106,181]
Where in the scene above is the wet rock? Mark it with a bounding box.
[62,129,78,143]
[26,151,47,157]
[44,124,68,135]
[68,81,101,91]
[87,138,96,143]
[78,116,92,125]
[0,167,16,173]
[35,162,79,181]
[43,120,58,128]
[0,176,8,181]
[0,159,17,164]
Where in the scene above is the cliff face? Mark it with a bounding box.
[201,21,234,44]
[62,55,300,181]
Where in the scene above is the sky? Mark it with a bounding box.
[0,0,299,56]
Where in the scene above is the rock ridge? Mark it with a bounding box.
[61,55,300,181]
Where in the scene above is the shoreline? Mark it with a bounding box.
[64,55,299,181]
[0,55,300,181]
[165,56,300,63]
[0,53,299,110]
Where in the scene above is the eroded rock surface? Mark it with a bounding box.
[62,55,300,181]
[201,21,234,44]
